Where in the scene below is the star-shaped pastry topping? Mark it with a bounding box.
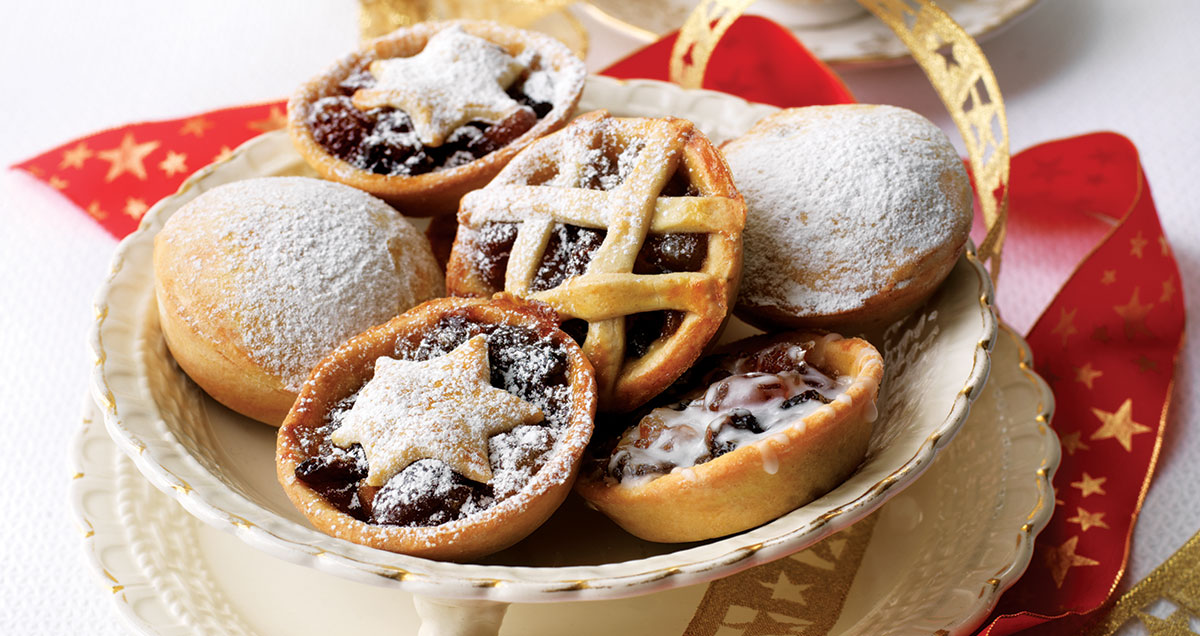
[1091,397,1151,452]
[352,26,527,147]
[330,335,543,486]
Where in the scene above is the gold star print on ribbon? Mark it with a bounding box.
[179,116,213,137]
[1060,431,1091,456]
[1067,507,1110,533]
[1074,362,1103,389]
[96,133,159,182]
[1114,287,1155,339]
[158,151,188,177]
[1045,536,1100,589]
[1071,472,1108,498]
[247,106,287,133]
[330,335,543,486]
[351,26,526,147]
[1130,231,1149,258]
[1052,307,1079,345]
[1091,398,1151,452]
[59,142,93,170]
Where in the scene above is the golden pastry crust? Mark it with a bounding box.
[276,295,597,561]
[288,20,586,216]
[153,177,443,426]
[576,331,883,543]
[722,105,972,331]
[446,111,746,412]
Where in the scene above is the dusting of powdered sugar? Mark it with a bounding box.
[723,105,971,316]
[303,317,586,527]
[356,26,528,145]
[159,176,444,391]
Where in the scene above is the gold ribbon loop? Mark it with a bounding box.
[670,0,1010,281]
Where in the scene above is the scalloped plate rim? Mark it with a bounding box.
[87,75,998,602]
[69,322,1057,634]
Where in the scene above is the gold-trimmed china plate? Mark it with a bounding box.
[583,0,1042,67]
[71,324,1056,634]
[87,77,997,619]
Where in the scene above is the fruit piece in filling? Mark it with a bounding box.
[606,341,850,485]
[307,26,559,177]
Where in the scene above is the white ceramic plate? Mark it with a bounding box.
[71,324,1056,635]
[583,0,1042,67]
[88,76,996,605]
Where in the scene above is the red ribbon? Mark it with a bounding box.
[10,17,1184,634]
[979,132,1184,635]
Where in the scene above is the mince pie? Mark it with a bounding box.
[576,331,883,542]
[153,176,443,426]
[446,111,746,412]
[288,20,586,216]
[721,105,972,330]
[275,295,597,560]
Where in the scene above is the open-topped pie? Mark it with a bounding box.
[576,331,883,542]
[288,20,586,216]
[446,111,746,412]
[276,295,597,560]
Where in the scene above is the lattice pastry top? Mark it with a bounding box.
[446,111,746,411]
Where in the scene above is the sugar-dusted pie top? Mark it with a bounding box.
[298,23,585,179]
[352,26,528,147]
[154,176,443,391]
[722,105,972,317]
[445,112,746,411]
[290,313,583,528]
[331,335,544,486]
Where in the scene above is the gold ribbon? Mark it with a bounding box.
[669,0,1010,282]
[1081,528,1200,635]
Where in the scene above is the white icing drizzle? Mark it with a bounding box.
[864,398,879,423]
[608,344,851,485]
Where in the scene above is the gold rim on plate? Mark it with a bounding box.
[70,322,1056,634]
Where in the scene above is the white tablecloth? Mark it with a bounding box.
[2,1,1197,633]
